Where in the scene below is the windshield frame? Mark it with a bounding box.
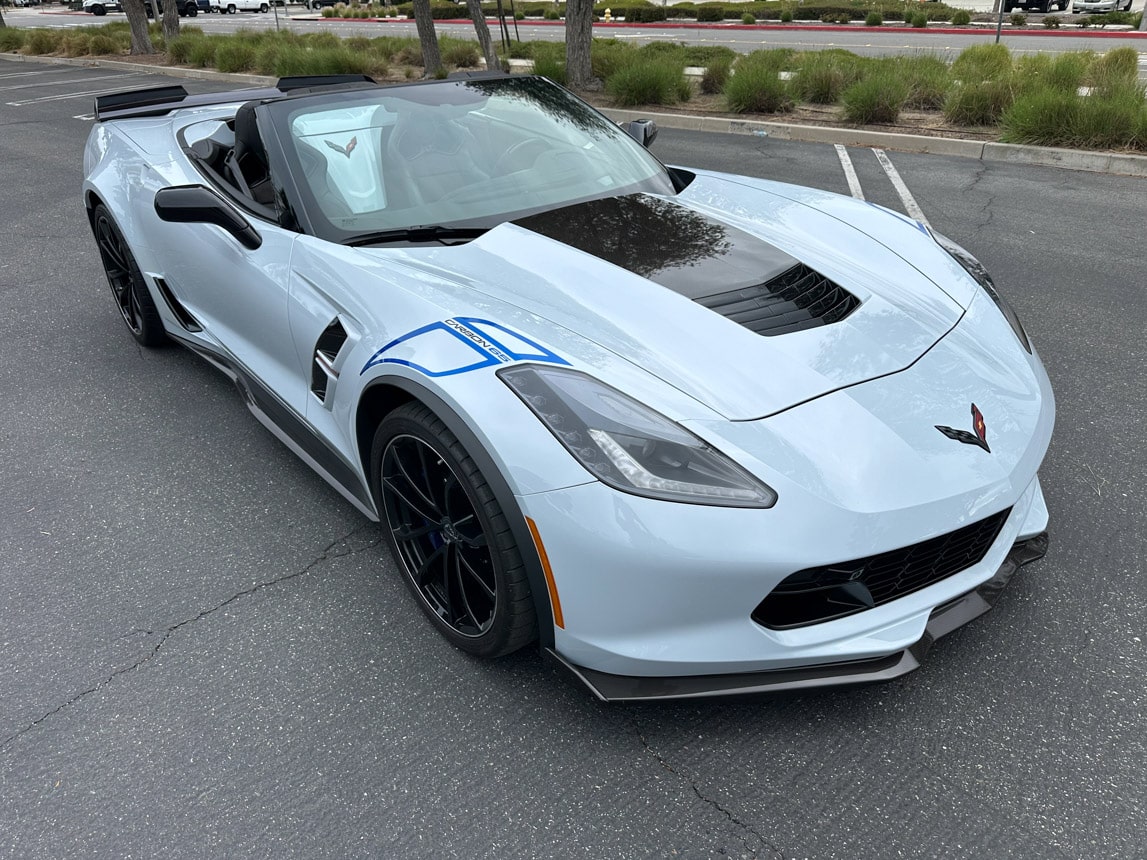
[257,76,678,246]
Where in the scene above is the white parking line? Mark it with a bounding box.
[834,144,865,200]
[6,80,150,106]
[0,68,74,80]
[0,73,148,93]
[872,148,931,229]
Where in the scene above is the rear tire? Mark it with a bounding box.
[259,2,267,9]
[226,2,235,11]
[372,402,537,658]
[90,3,106,13]
[91,204,168,348]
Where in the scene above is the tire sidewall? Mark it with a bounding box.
[370,405,527,658]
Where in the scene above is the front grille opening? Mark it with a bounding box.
[695,263,860,337]
[310,317,348,402]
[753,508,1012,630]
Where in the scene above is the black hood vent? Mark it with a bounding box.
[513,194,860,337]
[695,263,860,337]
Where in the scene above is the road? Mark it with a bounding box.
[1,58,1145,860]
[6,4,1147,63]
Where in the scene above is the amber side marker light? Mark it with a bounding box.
[526,516,564,629]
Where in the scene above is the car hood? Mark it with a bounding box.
[372,174,977,420]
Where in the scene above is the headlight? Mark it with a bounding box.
[929,229,1031,353]
[499,365,777,508]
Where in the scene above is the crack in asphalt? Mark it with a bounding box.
[0,524,379,754]
[626,714,784,860]
[962,161,995,234]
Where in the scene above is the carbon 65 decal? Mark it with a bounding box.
[360,317,569,377]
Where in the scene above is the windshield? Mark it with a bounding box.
[268,77,676,243]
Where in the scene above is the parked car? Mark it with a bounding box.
[1002,0,1069,10]
[218,0,270,11]
[84,74,1053,701]
[82,0,123,14]
[1072,0,1133,11]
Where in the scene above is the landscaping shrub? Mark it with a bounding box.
[1009,12,1026,26]
[725,64,792,113]
[842,66,907,123]
[63,33,94,58]
[865,10,882,26]
[896,54,950,110]
[944,79,1015,125]
[701,57,732,94]
[23,30,63,55]
[0,28,27,53]
[779,8,792,22]
[544,8,559,18]
[911,12,927,27]
[1000,87,1079,145]
[88,33,120,55]
[952,43,1012,82]
[792,49,864,104]
[532,42,566,84]
[1077,16,1090,27]
[215,41,257,73]
[442,43,479,67]
[697,5,723,21]
[951,9,970,25]
[1042,14,1061,28]
[1089,47,1140,96]
[607,60,688,106]
[188,37,219,68]
[742,12,756,23]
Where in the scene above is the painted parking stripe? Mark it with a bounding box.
[834,144,865,200]
[873,148,931,229]
[6,79,150,106]
[0,73,147,93]
[0,68,75,80]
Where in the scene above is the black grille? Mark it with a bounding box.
[695,263,860,337]
[753,508,1013,630]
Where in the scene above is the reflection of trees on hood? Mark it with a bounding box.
[515,195,731,280]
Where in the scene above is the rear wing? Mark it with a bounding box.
[93,75,377,122]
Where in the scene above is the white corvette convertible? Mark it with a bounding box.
[83,74,1053,700]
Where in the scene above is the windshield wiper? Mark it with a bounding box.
[346,225,489,247]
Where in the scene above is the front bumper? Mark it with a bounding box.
[550,532,1048,702]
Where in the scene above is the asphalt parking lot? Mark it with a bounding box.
[1,59,1145,859]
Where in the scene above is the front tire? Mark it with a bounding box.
[90,3,106,13]
[259,2,267,9]
[371,402,537,658]
[226,2,235,11]
[91,204,168,348]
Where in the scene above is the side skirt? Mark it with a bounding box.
[171,332,378,521]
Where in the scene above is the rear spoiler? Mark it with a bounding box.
[93,75,378,122]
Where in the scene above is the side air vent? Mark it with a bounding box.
[752,508,1012,630]
[695,263,860,337]
[311,318,348,404]
[153,277,202,332]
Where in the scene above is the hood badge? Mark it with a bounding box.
[936,404,991,453]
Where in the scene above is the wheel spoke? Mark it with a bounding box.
[395,445,441,517]
[414,542,448,588]
[452,548,484,630]
[458,550,496,601]
[393,521,437,541]
[382,475,439,524]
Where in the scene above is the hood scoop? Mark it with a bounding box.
[513,194,860,337]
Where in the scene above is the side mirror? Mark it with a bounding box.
[622,119,659,148]
[154,185,263,250]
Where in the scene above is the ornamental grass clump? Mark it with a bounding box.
[1089,47,1140,97]
[841,65,908,124]
[23,30,63,56]
[215,41,257,73]
[701,57,732,95]
[952,43,1013,82]
[944,78,1015,126]
[896,54,950,110]
[531,42,566,84]
[792,49,864,104]
[607,60,689,106]
[724,63,793,114]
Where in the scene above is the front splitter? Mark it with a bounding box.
[547,533,1049,702]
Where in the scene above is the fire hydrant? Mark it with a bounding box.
[604,7,612,21]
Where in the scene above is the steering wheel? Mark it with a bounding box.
[494,138,551,175]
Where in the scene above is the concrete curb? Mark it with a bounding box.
[5,52,1146,177]
[601,108,1147,177]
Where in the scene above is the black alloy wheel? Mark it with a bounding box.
[91,204,167,347]
[372,402,536,658]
